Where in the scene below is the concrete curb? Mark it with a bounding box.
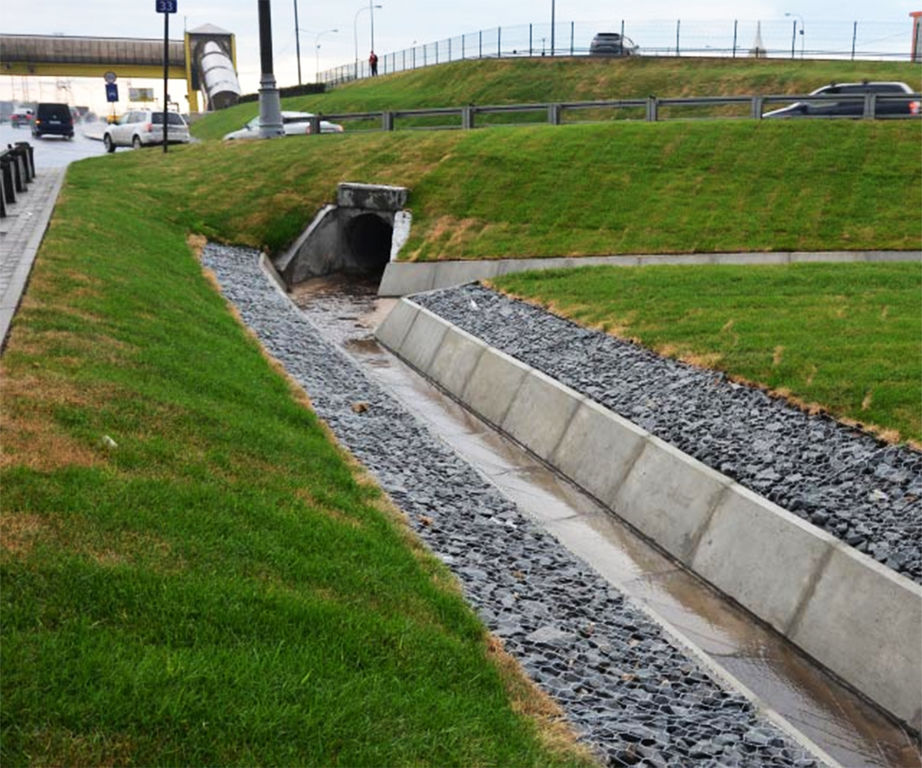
[0,168,66,353]
[375,297,922,731]
[377,251,922,296]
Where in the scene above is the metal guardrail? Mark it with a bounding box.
[0,142,35,218]
[305,92,922,135]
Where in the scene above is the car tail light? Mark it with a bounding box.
[146,122,153,132]
[910,100,920,115]
[34,119,42,126]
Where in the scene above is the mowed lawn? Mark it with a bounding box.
[493,262,922,444]
[0,158,594,765]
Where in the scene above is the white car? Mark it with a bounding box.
[103,110,191,152]
[223,111,344,140]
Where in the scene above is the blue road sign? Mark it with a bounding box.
[156,0,177,12]
[105,83,119,102]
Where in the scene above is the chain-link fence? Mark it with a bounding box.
[320,19,915,85]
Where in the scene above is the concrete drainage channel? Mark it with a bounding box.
[204,243,921,767]
[378,291,922,733]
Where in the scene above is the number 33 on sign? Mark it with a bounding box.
[156,0,177,13]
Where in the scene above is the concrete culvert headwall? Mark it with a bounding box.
[274,183,410,287]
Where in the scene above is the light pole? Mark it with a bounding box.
[293,0,302,84]
[257,0,283,138]
[315,28,338,83]
[785,12,805,58]
[353,3,382,79]
[550,0,555,56]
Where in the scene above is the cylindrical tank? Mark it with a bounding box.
[198,41,240,110]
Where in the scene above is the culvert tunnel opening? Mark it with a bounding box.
[344,213,393,280]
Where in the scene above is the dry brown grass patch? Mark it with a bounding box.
[0,514,49,557]
[485,634,599,765]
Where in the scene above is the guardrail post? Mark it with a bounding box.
[570,21,575,55]
[863,93,876,119]
[382,111,395,131]
[497,26,501,57]
[462,106,475,129]
[308,115,321,135]
[547,103,562,125]
[1,155,16,205]
[646,96,658,122]
[751,96,764,119]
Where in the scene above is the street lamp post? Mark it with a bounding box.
[293,0,302,85]
[784,12,805,58]
[550,0,555,56]
[315,28,338,83]
[257,0,283,138]
[353,3,382,79]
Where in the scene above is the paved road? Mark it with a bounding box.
[1,121,109,169]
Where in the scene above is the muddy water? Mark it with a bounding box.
[290,277,921,768]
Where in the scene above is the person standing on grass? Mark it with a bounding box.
[369,50,379,76]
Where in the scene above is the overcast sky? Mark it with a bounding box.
[3,0,918,113]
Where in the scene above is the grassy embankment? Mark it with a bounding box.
[492,263,922,444]
[0,151,597,765]
[2,112,920,761]
[192,56,922,139]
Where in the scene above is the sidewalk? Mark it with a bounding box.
[0,167,66,352]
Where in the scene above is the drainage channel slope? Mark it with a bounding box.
[202,245,917,768]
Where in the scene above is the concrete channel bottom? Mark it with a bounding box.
[289,277,921,768]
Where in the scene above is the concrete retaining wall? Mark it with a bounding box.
[375,297,922,731]
[377,251,922,296]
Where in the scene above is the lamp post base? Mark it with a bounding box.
[258,74,284,138]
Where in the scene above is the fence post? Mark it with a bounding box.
[570,21,575,55]
[851,21,857,60]
[462,106,475,129]
[402,49,406,71]
[383,111,394,131]
[498,26,502,57]
[436,40,439,64]
[547,103,562,125]
[308,115,320,134]
[751,96,764,119]
[676,19,681,56]
[790,20,797,58]
[646,96,658,121]
[413,46,416,69]
[462,33,465,59]
[423,44,427,66]
[479,30,483,58]
[448,37,452,61]
[863,93,876,119]
[733,20,738,57]
[529,23,533,56]
[620,20,625,56]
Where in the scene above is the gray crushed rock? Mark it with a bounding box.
[203,244,822,768]
[414,283,922,585]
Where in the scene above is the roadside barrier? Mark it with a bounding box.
[307,92,922,134]
[0,142,35,218]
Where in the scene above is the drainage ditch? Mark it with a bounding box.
[204,244,920,768]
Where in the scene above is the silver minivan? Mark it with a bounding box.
[103,110,191,152]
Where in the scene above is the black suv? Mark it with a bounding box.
[32,102,75,139]
[763,82,920,118]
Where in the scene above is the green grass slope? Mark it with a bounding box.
[151,121,920,258]
[193,56,922,140]
[0,158,594,766]
[494,263,922,443]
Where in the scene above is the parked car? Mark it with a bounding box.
[103,110,191,152]
[32,102,75,139]
[10,107,34,128]
[222,111,344,140]
[763,82,920,118]
[589,32,638,56]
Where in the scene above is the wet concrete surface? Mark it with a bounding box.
[290,275,922,768]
